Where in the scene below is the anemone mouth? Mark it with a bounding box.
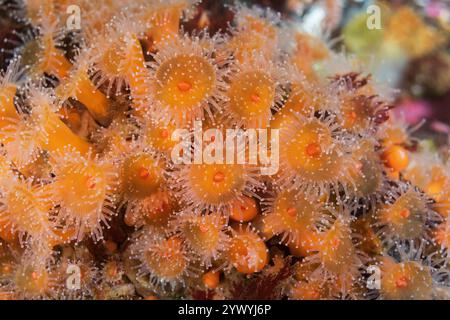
[303,214,366,294]
[12,264,55,299]
[227,2,283,62]
[0,180,54,241]
[121,153,165,200]
[143,121,181,156]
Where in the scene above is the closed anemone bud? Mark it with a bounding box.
[0,175,55,244]
[230,196,259,222]
[202,269,220,289]
[382,145,409,172]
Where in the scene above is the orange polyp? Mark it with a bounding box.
[143,2,185,47]
[280,118,350,191]
[177,82,192,92]
[283,82,324,116]
[0,180,54,241]
[305,143,321,157]
[230,197,258,222]
[175,212,227,266]
[315,217,357,276]
[145,122,181,155]
[12,259,57,299]
[262,189,325,245]
[122,154,164,199]
[180,163,249,210]
[213,172,225,183]
[228,225,268,274]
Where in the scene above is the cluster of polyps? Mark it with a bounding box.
[0,0,448,300]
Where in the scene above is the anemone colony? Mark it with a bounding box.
[0,0,448,300]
